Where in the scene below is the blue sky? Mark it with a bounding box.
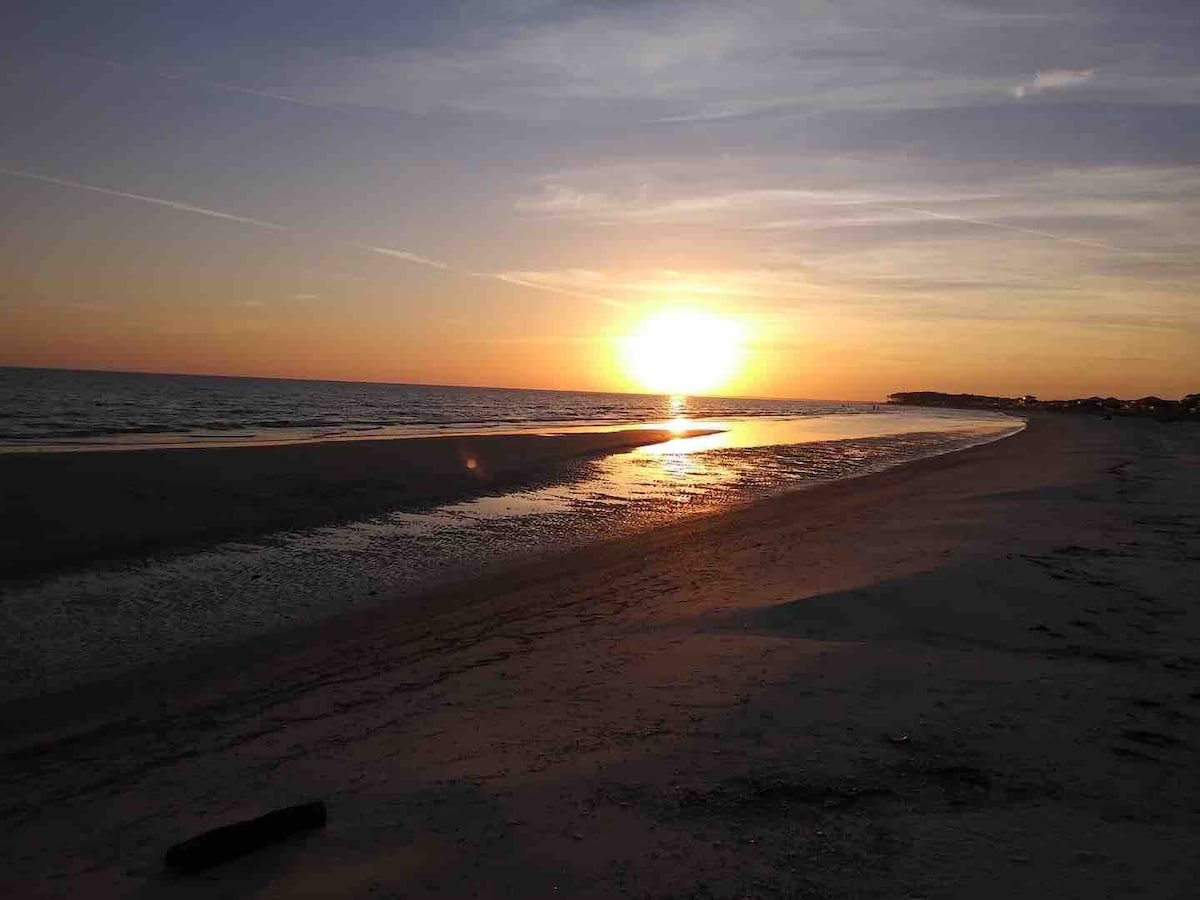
[2,0,1198,397]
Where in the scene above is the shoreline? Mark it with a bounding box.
[1,418,1026,727]
[0,411,1018,583]
[0,418,695,455]
[0,418,1023,706]
[0,427,709,580]
[3,414,1198,896]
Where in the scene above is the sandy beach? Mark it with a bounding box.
[3,413,1199,898]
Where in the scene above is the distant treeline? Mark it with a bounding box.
[888,391,1200,420]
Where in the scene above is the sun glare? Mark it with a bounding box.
[621,310,746,396]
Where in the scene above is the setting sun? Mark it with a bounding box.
[621,310,746,396]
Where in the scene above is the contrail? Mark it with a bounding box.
[0,166,290,231]
[870,201,1138,254]
[152,70,334,110]
[22,57,633,306]
[487,273,629,309]
[358,245,450,270]
[83,55,337,111]
[0,167,453,271]
[0,166,623,307]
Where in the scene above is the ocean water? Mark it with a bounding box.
[0,367,859,450]
[0,367,1024,699]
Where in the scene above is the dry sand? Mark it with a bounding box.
[2,414,1199,898]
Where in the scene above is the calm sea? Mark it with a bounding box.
[0,367,859,450]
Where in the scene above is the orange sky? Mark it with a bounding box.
[3,286,1194,400]
[3,2,1198,400]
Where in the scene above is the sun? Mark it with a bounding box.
[621,309,746,396]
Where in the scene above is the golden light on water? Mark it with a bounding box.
[620,310,746,396]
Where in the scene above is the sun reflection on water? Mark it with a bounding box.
[411,411,1022,526]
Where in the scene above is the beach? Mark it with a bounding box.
[2,413,1199,897]
[0,412,1015,701]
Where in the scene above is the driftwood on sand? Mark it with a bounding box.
[163,801,327,874]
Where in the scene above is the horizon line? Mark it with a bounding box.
[0,363,845,405]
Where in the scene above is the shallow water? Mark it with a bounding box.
[0,407,1021,701]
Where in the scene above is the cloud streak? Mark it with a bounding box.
[150,69,337,110]
[81,55,341,111]
[229,3,1040,122]
[514,159,1200,268]
[357,245,450,270]
[854,201,1140,255]
[0,167,635,310]
[1012,68,1096,99]
[0,167,458,272]
[0,167,290,231]
[487,272,629,309]
[250,2,1198,126]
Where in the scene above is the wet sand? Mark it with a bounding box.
[2,414,1199,897]
[0,428,700,579]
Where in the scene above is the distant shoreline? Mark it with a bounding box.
[889,389,1199,420]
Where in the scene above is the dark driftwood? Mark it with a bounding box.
[164,801,327,873]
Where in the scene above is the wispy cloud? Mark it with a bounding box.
[257,2,1076,122]
[456,333,604,347]
[0,167,461,274]
[151,69,337,110]
[84,55,340,111]
[0,167,640,311]
[489,268,843,310]
[239,1,1200,128]
[357,245,450,270]
[0,167,289,231]
[486,272,629,309]
[857,202,1137,255]
[513,161,1197,262]
[1012,68,1096,99]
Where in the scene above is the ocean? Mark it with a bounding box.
[0,367,1023,700]
[0,366,854,450]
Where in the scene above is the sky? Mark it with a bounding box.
[1,0,1198,400]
